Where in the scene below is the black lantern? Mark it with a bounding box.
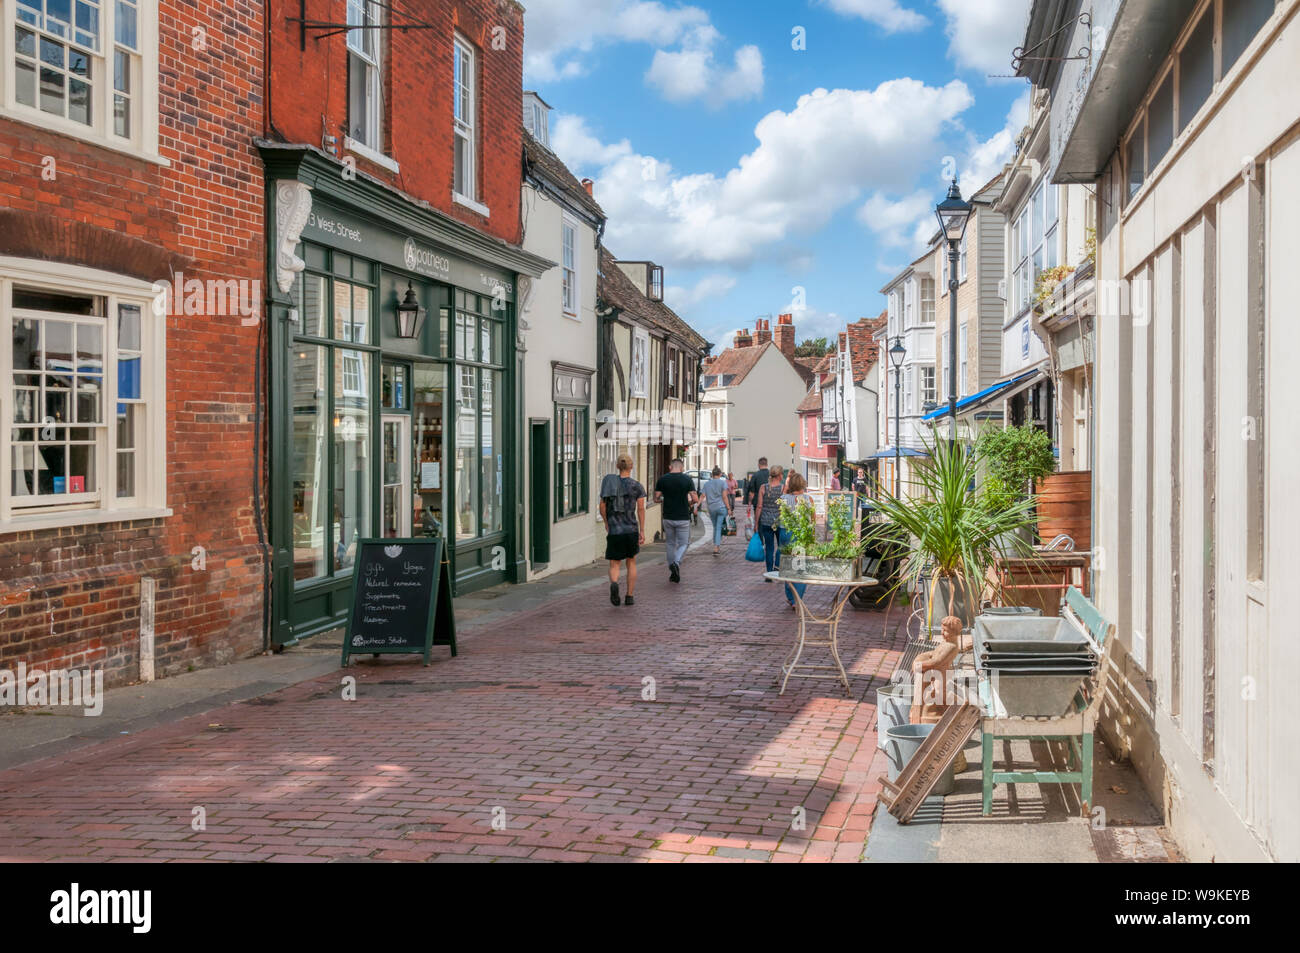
[395,282,424,339]
[934,178,972,242]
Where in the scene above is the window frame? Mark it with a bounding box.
[3,0,161,161]
[560,216,578,318]
[346,0,384,152]
[452,32,477,204]
[554,404,587,520]
[1121,0,1280,209]
[1,257,166,530]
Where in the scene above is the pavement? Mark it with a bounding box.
[0,513,1174,863]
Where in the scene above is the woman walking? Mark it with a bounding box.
[702,467,733,555]
[780,473,812,609]
[755,465,786,579]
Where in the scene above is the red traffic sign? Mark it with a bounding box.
[716,439,728,450]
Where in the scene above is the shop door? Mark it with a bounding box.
[529,419,550,566]
[381,414,411,537]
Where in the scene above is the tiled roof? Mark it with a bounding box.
[523,132,605,221]
[845,312,887,383]
[597,245,708,351]
[797,388,824,413]
[699,340,773,389]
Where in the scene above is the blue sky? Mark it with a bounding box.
[521,0,1031,350]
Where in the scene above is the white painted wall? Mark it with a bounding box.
[1089,3,1300,862]
[723,346,806,478]
[520,179,599,576]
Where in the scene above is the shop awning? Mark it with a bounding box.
[866,446,929,459]
[920,367,1045,422]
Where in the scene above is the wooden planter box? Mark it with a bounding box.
[1035,470,1091,551]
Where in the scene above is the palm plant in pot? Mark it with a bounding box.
[863,435,1039,630]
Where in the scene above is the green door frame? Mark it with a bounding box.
[529,418,551,567]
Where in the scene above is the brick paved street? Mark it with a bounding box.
[0,536,903,863]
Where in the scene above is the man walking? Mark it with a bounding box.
[599,452,646,606]
[745,456,770,536]
[654,457,698,584]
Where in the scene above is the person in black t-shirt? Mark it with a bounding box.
[654,458,698,583]
[599,453,646,606]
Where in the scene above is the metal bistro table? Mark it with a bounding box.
[764,571,878,696]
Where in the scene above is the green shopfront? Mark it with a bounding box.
[261,146,550,646]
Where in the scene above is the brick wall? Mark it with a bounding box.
[267,0,525,245]
[0,0,266,687]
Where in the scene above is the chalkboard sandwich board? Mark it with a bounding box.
[342,537,457,666]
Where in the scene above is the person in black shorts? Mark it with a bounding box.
[599,452,646,606]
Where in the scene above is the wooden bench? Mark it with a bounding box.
[979,586,1114,817]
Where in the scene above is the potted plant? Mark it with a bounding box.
[778,494,863,581]
[975,424,1056,545]
[864,435,1039,630]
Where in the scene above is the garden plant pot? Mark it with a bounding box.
[883,723,955,795]
[782,556,860,582]
[875,678,914,749]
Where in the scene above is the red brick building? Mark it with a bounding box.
[260,1,549,645]
[0,0,266,686]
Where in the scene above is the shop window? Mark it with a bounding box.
[450,291,506,542]
[346,0,383,151]
[555,406,587,519]
[3,268,161,526]
[452,34,476,202]
[7,0,155,155]
[288,247,378,584]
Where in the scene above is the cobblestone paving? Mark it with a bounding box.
[0,539,903,862]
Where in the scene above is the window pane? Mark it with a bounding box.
[412,364,445,536]
[1222,0,1274,76]
[69,442,95,492]
[12,444,36,497]
[116,449,135,497]
[292,345,328,581]
[300,272,325,337]
[480,370,502,535]
[16,59,36,107]
[455,366,478,539]
[115,0,137,49]
[118,302,140,349]
[1126,123,1144,200]
[40,66,65,115]
[333,350,370,573]
[1179,10,1214,132]
[1147,72,1174,170]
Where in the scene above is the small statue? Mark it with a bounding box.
[910,616,963,725]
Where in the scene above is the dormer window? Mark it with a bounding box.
[648,265,663,302]
[523,91,550,146]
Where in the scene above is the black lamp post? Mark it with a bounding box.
[935,179,972,447]
[888,336,906,498]
[395,282,424,339]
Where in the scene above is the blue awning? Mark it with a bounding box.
[866,446,929,459]
[920,369,1041,422]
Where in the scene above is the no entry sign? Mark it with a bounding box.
[716,439,727,450]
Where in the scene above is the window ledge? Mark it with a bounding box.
[1,506,173,536]
[344,136,399,174]
[0,107,168,167]
[452,192,491,217]
[563,310,581,322]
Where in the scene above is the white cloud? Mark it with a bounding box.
[664,274,737,311]
[646,39,764,107]
[820,0,928,33]
[523,1,763,105]
[937,0,1033,77]
[553,79,975,270]
[857,89,1029,261]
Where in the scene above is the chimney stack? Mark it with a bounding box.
[774,312,795,358]
[581,178,594,196]
[734,329,753,348]
[755,318,772,346]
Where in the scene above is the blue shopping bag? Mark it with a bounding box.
[745,532,765,562]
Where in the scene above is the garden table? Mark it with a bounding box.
[764,572,878,696]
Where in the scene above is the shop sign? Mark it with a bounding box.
[301,201,515,302]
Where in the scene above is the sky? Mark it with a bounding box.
[521,0,1033,351]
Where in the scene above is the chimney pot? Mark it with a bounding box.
[581,178,594,196]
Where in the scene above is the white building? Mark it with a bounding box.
[1038,0,1300,861]
[697,317,809,482]
[833,315,885,466]
[879,254,937,492]
[520,92,604,577]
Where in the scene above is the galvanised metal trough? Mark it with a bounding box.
[974,612,1097,717]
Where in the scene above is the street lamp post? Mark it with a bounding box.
[888,336,906,498]
[935,179,973,448]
